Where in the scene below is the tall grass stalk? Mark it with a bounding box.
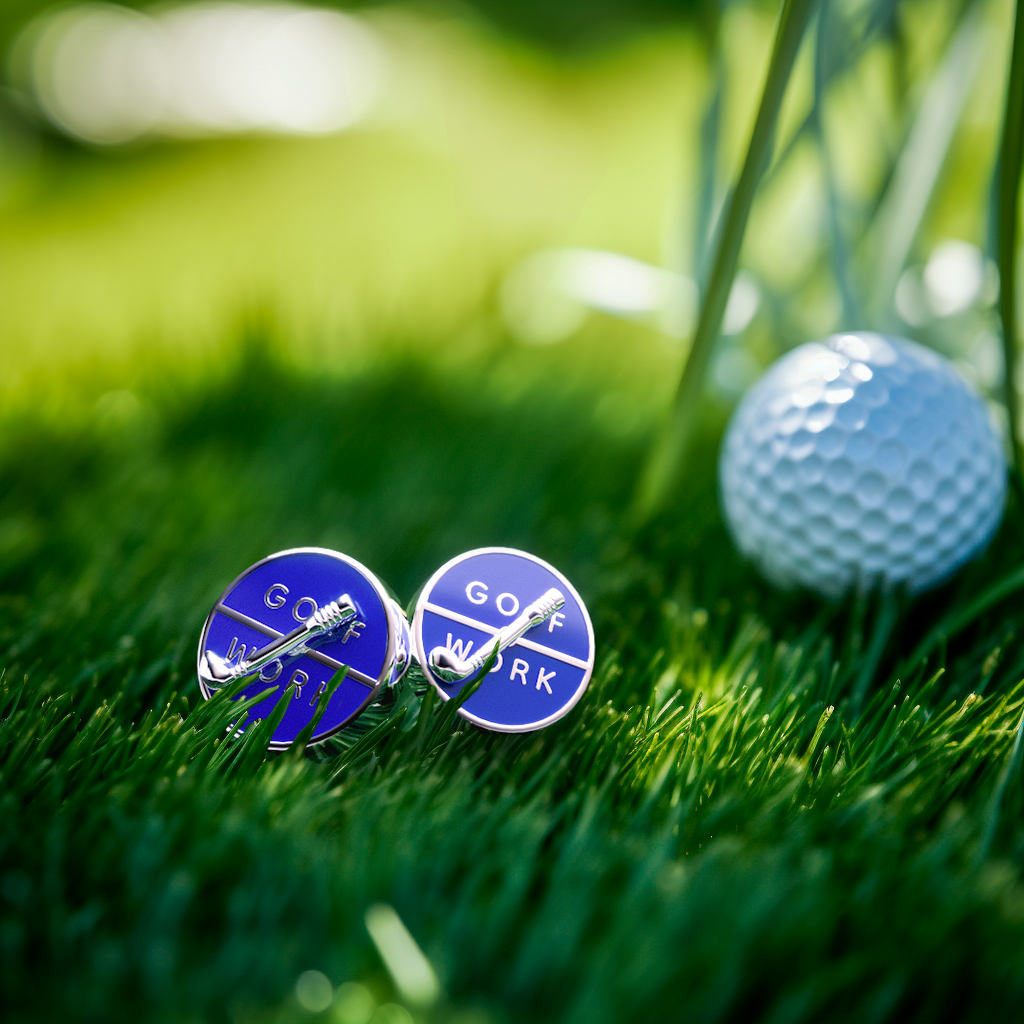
[631,0,817,524]
[866,4,983,325]
[996,0,1024,480]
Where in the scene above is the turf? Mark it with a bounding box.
[4,338,1024,1024]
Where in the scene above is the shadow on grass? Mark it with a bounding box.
[5,336,1024,1024]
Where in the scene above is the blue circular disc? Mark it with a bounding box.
[197,548,398,749]
[412,547,595,733]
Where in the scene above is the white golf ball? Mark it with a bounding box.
[719,332,1006,598]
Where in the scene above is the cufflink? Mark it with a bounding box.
[197,547,412,750]
[412,547,595,733]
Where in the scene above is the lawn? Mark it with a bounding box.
[4,4,1024,1023]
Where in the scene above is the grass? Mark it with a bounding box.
[634,0,815,520]
[5,339,1024,1023]
[0,13,707,401]
[5,3,1024,1020]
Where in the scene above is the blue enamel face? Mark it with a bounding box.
[197,549,395,749]
[413,548,595,732]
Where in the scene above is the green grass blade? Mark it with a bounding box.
[632,0,817,523]
[905,562,1024,671]
[227,683,296,777]
[866,5,984,324]
[812,0,862,328]
[996,0,1024,479]
[978,704,1024,862]
[285,665,348,760]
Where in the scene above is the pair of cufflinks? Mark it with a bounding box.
[197,547,595,749]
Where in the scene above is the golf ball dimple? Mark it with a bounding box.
[719,332,1006,598]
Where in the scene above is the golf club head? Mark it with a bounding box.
[198,649,239,688]
[428,645,475,683]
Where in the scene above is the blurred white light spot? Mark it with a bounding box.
[14,2,386,144]
[29,6,167,144]
[501,248,698,344]
[923,240,986,317]
[364,904,440,1009]
[561,250,670,316]
[722,272,761,335]
[295,970,334,1014]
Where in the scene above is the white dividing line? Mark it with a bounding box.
[422,602,591,670]
[214,603,377,687]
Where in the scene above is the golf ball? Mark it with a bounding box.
[719,332,1006,598]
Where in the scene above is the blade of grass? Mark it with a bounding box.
[757,0,901,205]
[227,683,295,778]
[693,57,725,291]
[813,0,862,328]
[850,591,902,716]
[423,646,498,750]
[977,703,1024,862]
[995,0,1024,479]
[632,0,817,524]
[866,4,984,325]
[328,705,409,777]
[904,561,1024,672]
[285,665,348,760]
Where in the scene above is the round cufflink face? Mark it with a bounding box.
[413,547,595,733]
[197,547,398,750]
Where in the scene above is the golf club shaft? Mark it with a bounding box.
[433,587,565,680]
[217,594,358,682]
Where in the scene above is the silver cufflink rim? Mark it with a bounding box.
[411,546,595,735]
[196,546,406,751]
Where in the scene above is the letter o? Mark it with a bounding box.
[466,581,488,605]
[293,596,318,622]
[496,592,519,617]
[264,583,289,609]
[260,660,283,682]
[488,652,504,674]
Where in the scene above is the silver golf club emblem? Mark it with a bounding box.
[199,594,361,687]
[428,587,565,682]
[413,547,595,733]
[197,547,409,750]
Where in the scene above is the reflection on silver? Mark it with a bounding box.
[200,593,358,687]
[428,588,565,683]
[390,599,414,683]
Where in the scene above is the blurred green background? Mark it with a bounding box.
[5,1,1024,1022]
[2,0,1012,417]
